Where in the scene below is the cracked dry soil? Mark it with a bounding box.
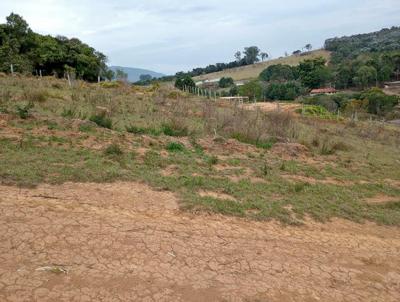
[1,182,400,302]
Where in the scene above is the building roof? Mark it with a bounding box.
[310,88,337,94]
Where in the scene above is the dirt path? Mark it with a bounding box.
[1,182,400,302]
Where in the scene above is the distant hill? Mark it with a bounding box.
[193,50,330,82]
[109,66,165,82]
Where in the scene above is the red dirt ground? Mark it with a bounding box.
[1,182,400,301]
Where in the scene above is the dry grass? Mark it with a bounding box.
[1,75,400,225]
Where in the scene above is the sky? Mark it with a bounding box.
[1,0,399,75]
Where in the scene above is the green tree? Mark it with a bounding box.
[298,57,332,89]
[238,80,263,101]
[140,74,153,81]
[353,65,377,89]
[361,88,399,115]
[234,51,242,62]
[264,82,305,101]
[259,64,297,82]
[219,77,234,88]
[261,52,269,61]
[174,75,195,90]
[243,46,261,64]
[115,68,128,81]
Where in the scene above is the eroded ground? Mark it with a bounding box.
[1,182,400,302]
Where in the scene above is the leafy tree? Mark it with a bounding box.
[264,82,305,101]
[261,52,269,61]
[139,74,152,81]
[305,44,312,52]
[0,13,107,81]
[234,51,242,62]
[292,50,302,56]
[334,63,353,89]
[259,64,297,82]
[238,80,263,100]
[103,68,115,81]
[174,75,195,90]
[219,77,234,88]
[361,88,399,115]
[353,65,377,89]
[298,57,332,89]
[115,69,128,81]
[243,46,261,64]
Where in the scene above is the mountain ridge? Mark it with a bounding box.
[109,66,165,82]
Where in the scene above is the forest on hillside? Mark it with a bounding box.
[325,26,400,64]
[0,13,111,81]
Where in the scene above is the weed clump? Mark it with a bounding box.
[90,113,112,129]
[161,121,188,137]
[104,144,123,156]
[126,125,161,136]
[207,155,219,166]
[166,142,185,152]
[16,102,34,119]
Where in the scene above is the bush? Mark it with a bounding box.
[89,113,112,129]
[296,105,336,119]
[166,142,185,152]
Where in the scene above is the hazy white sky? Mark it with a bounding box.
[1,0,399,74]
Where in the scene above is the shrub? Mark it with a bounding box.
[166,142,185,152]
[89,113,112,129]
[296,105,336,119]
[104,144,123,156]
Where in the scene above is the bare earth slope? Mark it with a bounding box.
[1,182,400,302]
[193,50,330,82]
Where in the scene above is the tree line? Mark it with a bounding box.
[0,13,112,82]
